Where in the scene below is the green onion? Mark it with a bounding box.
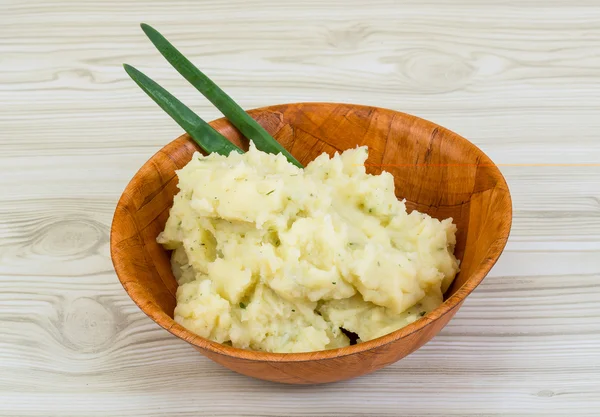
[123,64,242,156]
[140,23,302,168]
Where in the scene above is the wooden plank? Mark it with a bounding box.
[1,0,599,415]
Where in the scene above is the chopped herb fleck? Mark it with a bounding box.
[292,309,296,312]
[332,282,337,285]
[377,261,381,266]
[368,208,373,213]
[274,239,281,247]
[266,189,275,195]
[239,302,246,309]
[419,311,426,317]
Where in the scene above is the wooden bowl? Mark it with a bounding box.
[110,102,512,384]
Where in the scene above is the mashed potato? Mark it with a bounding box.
[157,143,459,353]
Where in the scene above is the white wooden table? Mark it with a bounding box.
[2,1,599,415]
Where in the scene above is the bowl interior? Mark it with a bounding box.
[110,102,512,358]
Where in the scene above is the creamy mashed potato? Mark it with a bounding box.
[157,143,459,353]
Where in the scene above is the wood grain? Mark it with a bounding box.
[1,0,599,413]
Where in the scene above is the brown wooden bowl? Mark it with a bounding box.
[110,102,512,384]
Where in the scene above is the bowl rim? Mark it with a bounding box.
[111,101,513,363]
